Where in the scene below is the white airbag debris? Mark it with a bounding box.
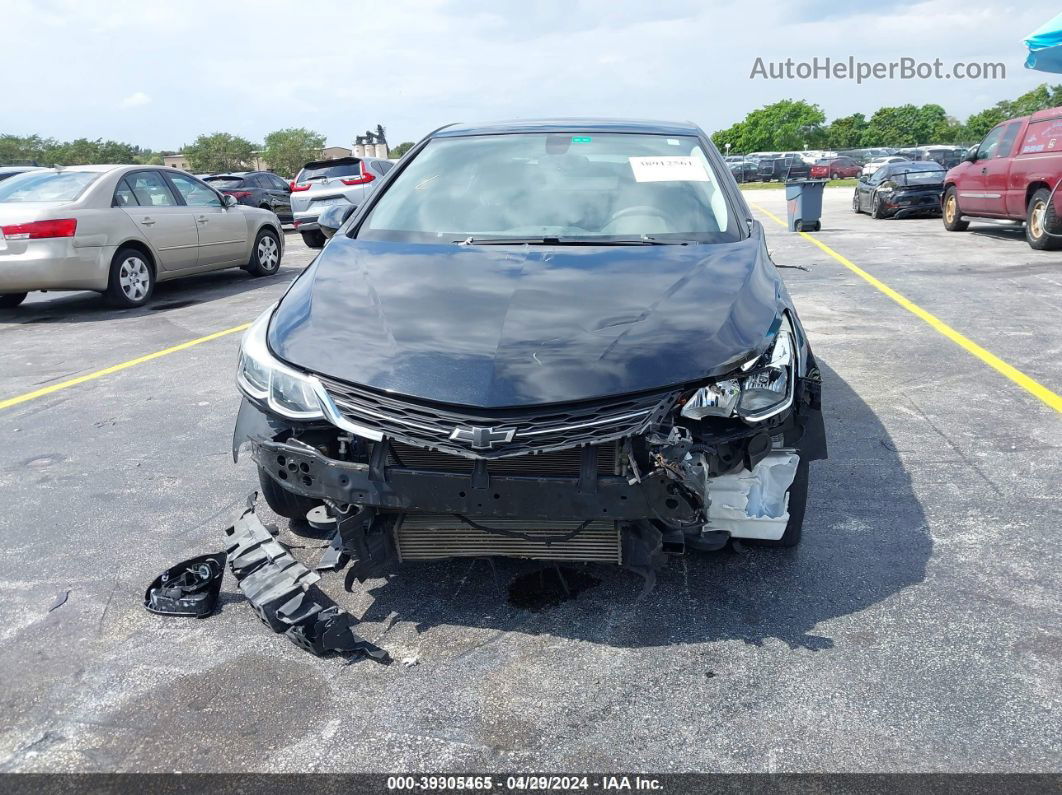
[706,451,799,540]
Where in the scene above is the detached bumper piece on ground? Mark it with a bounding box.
[223,497,390,664]
[142,496,390,664]
[143,552,226,618]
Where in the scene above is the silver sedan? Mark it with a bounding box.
[0,165,284,308]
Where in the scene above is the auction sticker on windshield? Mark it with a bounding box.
[629,156,710,182]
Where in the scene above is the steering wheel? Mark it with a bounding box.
[604,205,672,228]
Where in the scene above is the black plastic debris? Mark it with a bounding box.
[143,552,227,618]
[224,497,390,664]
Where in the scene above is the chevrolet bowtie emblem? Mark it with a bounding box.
[449,425,516,450]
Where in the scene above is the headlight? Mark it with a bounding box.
[680,316,797,423]
[236,307,325,420]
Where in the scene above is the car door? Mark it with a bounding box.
[117,171,199,271]
[981,121,1022,216]
[961,124,1006,213]
[265,173,292,221]
[166,171,248,267]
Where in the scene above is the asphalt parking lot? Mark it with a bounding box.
[1,191,1059,773]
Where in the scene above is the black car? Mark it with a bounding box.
[852,161,946,219]
[204,171,293,223]
[757,155,809,182]
[232,119,826,583]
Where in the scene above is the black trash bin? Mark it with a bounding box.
[785,179,827,232]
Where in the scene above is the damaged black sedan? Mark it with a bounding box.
[232,119,826,582]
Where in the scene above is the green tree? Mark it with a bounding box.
[46,138,140,165]
[824,113,868,149]
[182,132,257,173]
[0,134,54,164]
[710,99,825,153]
[861,104,950,147]
[261,127,326,178]
[963,83,1062,140]
[390,141,415,158]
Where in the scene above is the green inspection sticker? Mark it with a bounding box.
[571,136,592,143]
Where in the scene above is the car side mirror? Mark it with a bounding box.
[964,146,978,163]
[222,194,238,208]
[318,203,357,239]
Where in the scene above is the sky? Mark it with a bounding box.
[2,0,1060,151]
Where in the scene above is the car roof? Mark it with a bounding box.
[432,118,703,138]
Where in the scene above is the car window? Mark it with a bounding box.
[977,126,1005,160]
[296,160,362,183]
[268,174,289,190]
[995,123,1022,159]
[374,161,394,175]
[0,170,100,202]
[359,132,739,244]
[113,177,139,207]
[169,173,222,207]
[1019,117,1062,154]
[204,176,246,189]
[127,171,178,207]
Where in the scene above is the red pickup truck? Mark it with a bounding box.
[942,106,1062,250]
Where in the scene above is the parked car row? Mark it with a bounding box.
[848,105,1062,250]
[0,165,284,308]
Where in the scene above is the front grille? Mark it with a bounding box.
[388,440,620,477]
[317,374,677,458]
[394,514,621,563]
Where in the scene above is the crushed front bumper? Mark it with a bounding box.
[249,435,690,523]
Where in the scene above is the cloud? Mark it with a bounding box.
[3,0,1060,149]
[119,91,151,108]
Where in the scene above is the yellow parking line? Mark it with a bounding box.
[750,202,1062,413]
[0,322,251,411]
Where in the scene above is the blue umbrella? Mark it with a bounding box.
[1025,12,1062,73]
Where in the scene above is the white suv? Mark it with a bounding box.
[290,157,393,248]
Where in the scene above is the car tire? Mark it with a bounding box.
[942,187,969,232]
[246,228,282,276]
[258,465,322,520]
[1025,188,1062,251]
[301,230,326,248]
[105,247,155,308]
[830,171,839,180]
[871,196,890,219]
[0,292,27,309]
[744,456,808,549]
[851,193,861,214]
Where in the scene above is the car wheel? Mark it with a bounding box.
[106,248,155,307]
[1025,187,1062,251]
[0,292,27,309]
[301,230,326,248]
[830,171,839,180]
[247,228,282,276]
[871,195,888,219]
[258,465,322,520]
[851,193,861,214]
[746,457,809,548]
[942,187,969,232]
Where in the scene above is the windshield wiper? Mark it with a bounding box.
[454,236,694,246]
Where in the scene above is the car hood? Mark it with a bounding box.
[269,237,783,407]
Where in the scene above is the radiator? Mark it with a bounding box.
[394,514,621,563]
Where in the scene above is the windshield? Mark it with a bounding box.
[0,171,100,202]
[357,133,738,244]
[204,176,246,188]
